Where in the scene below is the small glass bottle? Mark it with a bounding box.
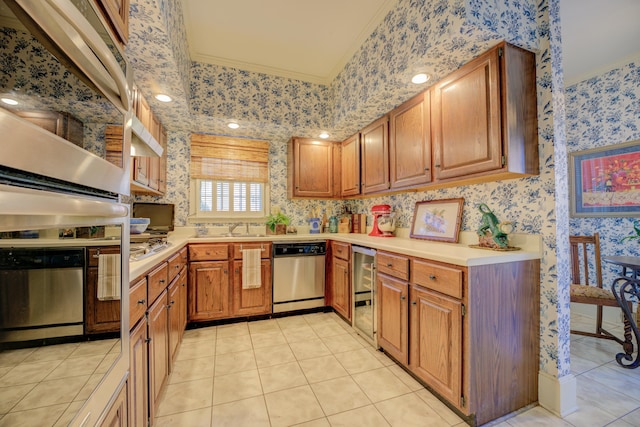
[329,216,338,233]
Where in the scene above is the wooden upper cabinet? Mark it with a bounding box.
[389,92,431,189]
[340,133,361,197]
[361,115,390,194]
[431,41,538,182]
[288,137,339,198]
[95,0,129,46]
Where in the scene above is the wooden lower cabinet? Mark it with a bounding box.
[376,273,409,365]
[188,261,230,320]
[409,285,462,406]
[188,243,273,322]
[148,289,168,424]
[85,246,121,334]
[331,256,351,321]
[128,318,148,427]
[232,259,272,316]
[99,380,128,427]
[168,267,187,366]
[376,250,540,425]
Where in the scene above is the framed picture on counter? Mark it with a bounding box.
[410,198,464,242]
[569,139,640,217]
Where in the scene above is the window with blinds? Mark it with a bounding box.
[190,134,269,219]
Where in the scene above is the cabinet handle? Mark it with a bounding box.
[411,301,417,305]
[170,300,175,305]
[159,279,165,284]
[424,167,430,171]
[175,265,180,269]
[386,263,392,267]
[145,338,151,343]
[429,274,436,280]
[235,268,239,273]
[400,295,406,300]
[137,299,146,305]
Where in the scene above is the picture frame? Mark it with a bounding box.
[569,139,640,217]
[410,198,464,242]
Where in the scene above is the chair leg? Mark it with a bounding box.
[596,304,604,335]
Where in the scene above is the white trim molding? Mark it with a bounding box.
[538,371,578,417]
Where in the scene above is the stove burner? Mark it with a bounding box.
[129,237,171,261]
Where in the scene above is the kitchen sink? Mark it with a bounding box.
[193,233,267,238]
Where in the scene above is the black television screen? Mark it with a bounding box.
[132,203,175,232]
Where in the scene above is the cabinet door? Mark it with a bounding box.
[232,259,272,316]
[128,318,148,427]
[289,137,336,198]
[85,246,121,334]
[167,275,181,367]
[377,274,409,365]
[148,290,168,423]
[389,92,431,189]
[132,157,150,186]
[99,380,128,427]
[95,0,129,45]
[158,126,168,194]
[331,257,351,321]
[188,261,230,321]
[431,48,502,180]
[410,285,462,406]
[361,115,390,194]
[341,133,361,196]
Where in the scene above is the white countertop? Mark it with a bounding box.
[1,227,542,281]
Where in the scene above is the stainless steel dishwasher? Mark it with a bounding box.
[272,242,326,313]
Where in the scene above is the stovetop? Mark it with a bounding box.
[129,236,171,261]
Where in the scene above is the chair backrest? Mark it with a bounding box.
[569,233,603,289]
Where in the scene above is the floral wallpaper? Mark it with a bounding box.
[125,0,577,380]
[566,60,640,286]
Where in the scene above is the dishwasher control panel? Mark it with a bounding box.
[273,242,326,257]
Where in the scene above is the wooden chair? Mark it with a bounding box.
[569,233,632,344]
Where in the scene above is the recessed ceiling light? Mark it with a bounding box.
[228,122,240,129]
[411,73,430,84]
[319,132,329,139]
[1,97,18,105]
[155,94,172,102]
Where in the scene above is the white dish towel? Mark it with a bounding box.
[242,248,262,289]
[97,253,121,301]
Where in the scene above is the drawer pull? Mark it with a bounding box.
[137,299,146,305]
[400,295,406,300]
[175,265,180,269]
[429,274,436,280]
[159,279,165,284]
[386,263,393,267]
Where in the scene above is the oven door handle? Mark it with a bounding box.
[15,0,130,113]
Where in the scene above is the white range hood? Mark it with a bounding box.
[130,116,163,157]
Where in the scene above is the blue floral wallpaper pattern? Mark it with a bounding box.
[124,0,584,381]
[566,60,640,287]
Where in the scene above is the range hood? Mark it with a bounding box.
[130,116,163,157]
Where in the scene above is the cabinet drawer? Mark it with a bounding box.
[332,241,350,261]
[411,259,463,299]
[167,247,187,282]
[377,251,409,281]
[189,244,229,261]
[148,262,169,304]
[129,277,147,327]
[87,246,120,267]
[232,242,272,260]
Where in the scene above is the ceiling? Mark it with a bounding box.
[560,0,640,86]
[181,0,640,87]
[181,0,399,85]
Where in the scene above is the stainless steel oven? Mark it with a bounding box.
[0,184,129,426]
[0,246,85,343]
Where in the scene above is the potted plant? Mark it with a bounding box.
[265,212,290,235]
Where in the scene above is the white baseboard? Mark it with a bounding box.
[538,371,577,417]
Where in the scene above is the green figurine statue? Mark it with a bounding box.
[476,204,510,249]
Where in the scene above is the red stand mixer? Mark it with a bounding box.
[369,204,396,237]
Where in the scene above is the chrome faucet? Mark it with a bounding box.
[228,222,243,233]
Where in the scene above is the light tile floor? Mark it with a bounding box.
[155,311,640,427]
[0,312,638,426]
